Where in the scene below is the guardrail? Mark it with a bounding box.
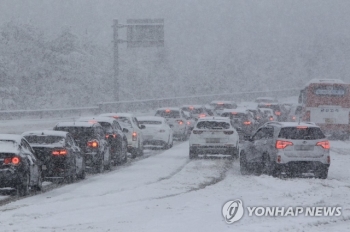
[0,88,300,120]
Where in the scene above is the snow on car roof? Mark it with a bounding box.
[267,122,319,128]
[100,113,133,118]
[78,116,116,124]
[0,134,23,144]
[198,116,230,122]
[307,79,345,85]
[222,108,247,114]
[55,121,99,128]
[156,107,181,111]
[22,130,68,137]
[137,116,164,122]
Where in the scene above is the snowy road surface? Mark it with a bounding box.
[0,119,349,231]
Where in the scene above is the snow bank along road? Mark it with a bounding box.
[0,119,349,231]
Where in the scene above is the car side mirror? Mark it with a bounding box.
[122,128,129,133]
[140,125,146,129]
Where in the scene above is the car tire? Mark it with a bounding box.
[17,172,30,197]
[96,155,105,173]
[239,151,250,175]
[131,148,138,159]
[35,172,43,192]
[189,149,198,159]
[316,166,328,179]
[138,142,144,157]
[261,153,272,175]
[104,148,112,170]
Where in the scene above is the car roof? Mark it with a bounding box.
[0,134,23,144]
[137,116,164,121]
[222,108,248,114]
[198,116,230,122]
[100,113,134,118]
[0,134,23,153]
[78,116,116,124]
[307,79,345,85]
[22,130,68,137]
[156,107,181,111]
[55,121,99,128]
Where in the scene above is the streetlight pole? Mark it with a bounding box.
[113,19,119,102]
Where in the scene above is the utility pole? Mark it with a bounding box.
[113,19,119,101]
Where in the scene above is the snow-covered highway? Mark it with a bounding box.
[0,139,348,231]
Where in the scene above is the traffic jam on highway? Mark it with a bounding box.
[0,79,345,198]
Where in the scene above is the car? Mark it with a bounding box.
[22,130,86,182]
[240,122,330,179]
[181,105,209,119]
[254,97,278,103]
[189,117,239,159]
[286,104,303,122]
[99,113,145,159]
[259,108,276,122]
[154,107,190,140]
[203,104,215,116]
[53,121,112,173]
[77,116,128,165]
[137,116,174,149]
[257,103,286,121]
[0,134,42,196]
[221,108,256,140]
[209,101,238,116]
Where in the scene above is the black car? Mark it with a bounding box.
[0,134,42,196]
[22,130,86,182]
[53,121,111,173]
[77,116,128,166]
[221,109,256,139]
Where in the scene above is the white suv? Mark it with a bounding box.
[189,117,239,159]
[100,113,145,158]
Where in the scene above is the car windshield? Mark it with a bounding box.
[138,120,162,125]
[155,110,180,118]
[182,107,204,114]
[278,127,326,140]
[0,140,17,148]
[24,135,65,145]
[196,121,230,129]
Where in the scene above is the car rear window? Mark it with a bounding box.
[98,122,114,133]
[54,127,94,139]
[25,135,65,145]
[221,112,247,119]
[138,120,162,125]
[278,127,326,140]
[196,121,230,129]
[155,110,180,118]
[182,108,204,114]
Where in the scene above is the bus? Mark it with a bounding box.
[298,79,350,139]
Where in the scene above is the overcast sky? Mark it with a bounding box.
[1,0,350,88]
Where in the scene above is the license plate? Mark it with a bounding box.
[144,135,153,140]
[295,145,314,151]
[206,138,220,143]
[42,165,47,170]
[325,118,335,123]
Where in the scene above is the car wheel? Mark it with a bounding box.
[138,142,144,157]
[131,148,138,159]
[17,173,30,197]
[104,148,112,170]
[189,149,198,159]
[96,155,104,173]
[315,166,328,179]
[239,151,250,175]
[35,172,43,191]
[261,154,272,175]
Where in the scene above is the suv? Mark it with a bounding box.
[53,121,111,173]
[240,122,330,179]
[189,117,239,159]
[155,107,190,140]
[78,116,128,165]
[99,113,145,159]
[0,134,42,196]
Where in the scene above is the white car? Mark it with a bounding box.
[137,116,173,149]
[99,113,145,158]
[154,107,190,140]
[189,117,239,159]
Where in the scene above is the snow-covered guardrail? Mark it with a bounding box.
[0,88,300,120]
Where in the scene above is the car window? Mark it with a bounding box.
[278,127,326,140]
[196,121,230,129]
[138,120,162,125]
[155,110,180,118]
[99,122,114,134]
[113,121,122,130]
[66,135,74,147]
[25,135,65,145]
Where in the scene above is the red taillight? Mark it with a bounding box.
[4,156,21,165]
[193,130,203,134]
[304,111,310,122]
[292,116,296,121]
[178,120,183,125]
[231,112,237,115]
[106,134,117,138]
[52,149,68,156]
[327,156,331,164]
[269,116,274,121]
[87,140,99,148]
[224,131,234,135]
[243,121,251,125]
[275,111,281,116]
[316,140,330,149]
[132,132,137,141]
[277,155,281,163]
[187,121,191,125]
[275,140,293,149]
[297,126,308,129]
[199,114,206,118]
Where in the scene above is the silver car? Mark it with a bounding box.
[240,122,330,179]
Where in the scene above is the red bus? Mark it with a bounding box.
[298,79,350,139]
